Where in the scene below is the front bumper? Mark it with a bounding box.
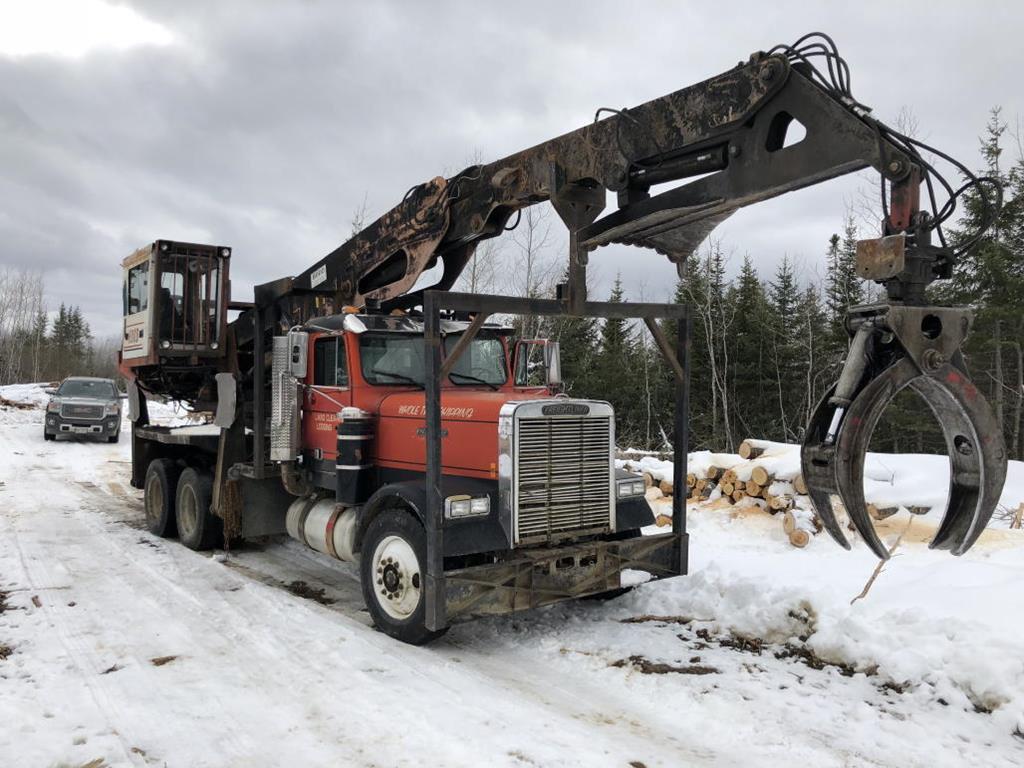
[45,414,121,436]
[443,531,687,624]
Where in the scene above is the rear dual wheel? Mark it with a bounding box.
[143,460,222,550]
[144,459,180,538]
[175,468,223,551]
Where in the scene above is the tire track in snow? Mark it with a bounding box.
[73,471,721,766]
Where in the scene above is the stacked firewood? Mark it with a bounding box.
[634,439,824,549]
[627,438,948,549]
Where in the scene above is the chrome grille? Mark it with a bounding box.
[61,404,104,420]
[514,415,613,543]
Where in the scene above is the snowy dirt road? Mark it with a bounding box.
[2,396,1024,767]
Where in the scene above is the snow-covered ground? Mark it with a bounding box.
[2,383,1023,767]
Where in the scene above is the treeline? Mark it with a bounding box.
[0,268,119,385]
[542,109,1024,459]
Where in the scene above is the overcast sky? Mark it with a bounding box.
[1,0,1022,337]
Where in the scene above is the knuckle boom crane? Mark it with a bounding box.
[119,33,1005,643]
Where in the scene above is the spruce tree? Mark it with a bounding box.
[766,256,802,438]
[793,283,829,431]
[592,276,641,445]
[727,255,770,444]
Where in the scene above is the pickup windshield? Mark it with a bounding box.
[58,380,117,398]
[358,333,507,386]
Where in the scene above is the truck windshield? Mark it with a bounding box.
[358,333,507,386]
[442,333,507,386]
[58,380,116,398]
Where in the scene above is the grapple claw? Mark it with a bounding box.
[800,305,1006,559]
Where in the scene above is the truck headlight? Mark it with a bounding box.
[47,400,61,412]
[617,479,646,498]
[104,403,120,415]
[444,494,490,519]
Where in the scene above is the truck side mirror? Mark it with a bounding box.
[514,339,561,388]
[287,330,309,378]
[544,341,562,387]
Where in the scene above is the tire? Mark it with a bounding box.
[43,431,55,441]
[359,509,447,645]
[107,433,119,444]
[144,459,181,538]
[175,468,223,551]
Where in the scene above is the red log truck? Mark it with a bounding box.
[119,34,1006,644]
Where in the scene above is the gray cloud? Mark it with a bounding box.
[1,0,1021,336]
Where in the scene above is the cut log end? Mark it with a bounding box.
[782,510,796,535]
[738,440,766,460]
[793,474,808,495]
[788,529,811,548]
[750,466,772,488]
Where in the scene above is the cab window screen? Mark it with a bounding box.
[127,262,149,314]
[313,338,348,387]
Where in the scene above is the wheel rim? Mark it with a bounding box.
[372,535,422,620]
[179,485,198,537]
[145,474,163,528]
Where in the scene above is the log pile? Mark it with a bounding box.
[629,438,827,549]
[625,438,967,551]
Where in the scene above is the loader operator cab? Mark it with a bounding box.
[120,240,230,365]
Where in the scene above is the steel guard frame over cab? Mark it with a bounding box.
[420,291,690,630]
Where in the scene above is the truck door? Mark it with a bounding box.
[303,334,352,461]
[122,258,152,360]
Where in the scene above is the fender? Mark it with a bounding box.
[355,481,428,552]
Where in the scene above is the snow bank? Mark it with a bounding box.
[623,553,1024,736]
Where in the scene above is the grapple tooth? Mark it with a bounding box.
[910,367,1006,555]
[800,386,850,550]
[808,488,850,550]
[832,361,916,560]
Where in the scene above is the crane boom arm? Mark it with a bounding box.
[277,49,917,315]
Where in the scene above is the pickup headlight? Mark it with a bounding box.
[47,399,61,412]
[444,494,490,519]
[617,479,646,498]
[104,403,120,415]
